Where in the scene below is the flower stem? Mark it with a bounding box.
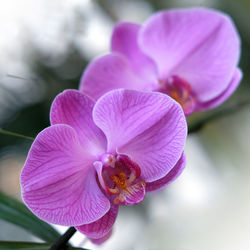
[0,128,34,141]
[49,227,77,250]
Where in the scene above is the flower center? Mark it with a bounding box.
[97,154,146,206]
[158,75,197,116]
[110,171,127,190]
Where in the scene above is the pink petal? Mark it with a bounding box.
[146,153,186,192]
[21,125,110,226]
[50,90,106,157]
[89,230,113,245]
[197,68,242,111]
[79,53,147,100]
[93,89,187,182]
[139,8,240,101]
[76,203,118,239]
[111,22,158,83]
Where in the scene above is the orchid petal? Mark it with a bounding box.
[119,106,187,182]
[76,203,118,239]
[50,90,106,157]
[197,68,242,111]
[89,230,113,245]
[21,125,110,226]
[79,53,147,100]
[139,8,240,101]
[146,153,186,192]
[111,22,158,83]
[93,89,187,182]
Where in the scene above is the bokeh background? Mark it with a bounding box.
[0,0,250,249]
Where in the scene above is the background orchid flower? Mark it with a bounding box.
[20,89,187,243]
[80,8,242,116]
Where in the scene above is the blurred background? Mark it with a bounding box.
[0,0,249,249]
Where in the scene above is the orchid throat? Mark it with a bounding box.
[97,154,146,206]
[158,75,197,116]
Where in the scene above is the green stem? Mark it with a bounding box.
[0,128,34,141]
[188,98,250,134]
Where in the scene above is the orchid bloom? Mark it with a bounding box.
[80,8,242,116]
[21,89,187,242]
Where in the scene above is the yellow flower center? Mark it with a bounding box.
[110,171,127,190]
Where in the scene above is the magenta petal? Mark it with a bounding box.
[50,90,106,157]
[111,22,158,83]
[146,153,186,192]
[139,8,240,101]
[79,53,147,100]
[89,230,113,245]
[93,89,187,182]
[21,125,110,226]
[119,103,186,182]
[76,203,118,239]
[197,68,242,111]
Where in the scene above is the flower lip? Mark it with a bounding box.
[97,153,146,206]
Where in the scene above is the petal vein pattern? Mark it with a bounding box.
[119,102,187,182]
[50,89,107,157]
[76,203,119,239]
[93,89,186,152]
[93,90,187,182]
[21,124,110,226]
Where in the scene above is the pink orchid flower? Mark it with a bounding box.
[80,8,242,116]
[21,89,187,242]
